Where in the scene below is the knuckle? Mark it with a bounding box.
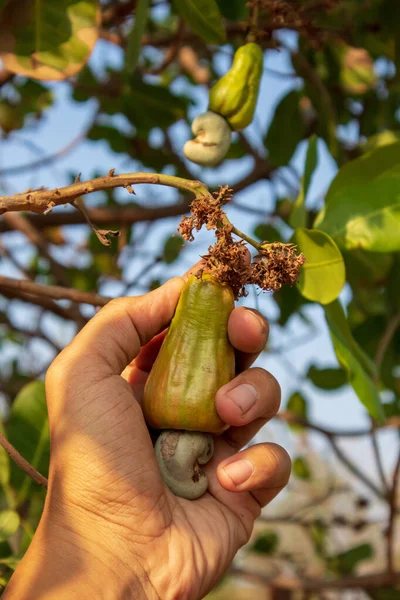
[248,368,281,412]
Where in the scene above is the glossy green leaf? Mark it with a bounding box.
[253,223,281,243]
[0,422,9,488]
[125,0,150,74]
[7,381,50,490]
[363,130,400,153]
[315,142,400,252]
[327,543,373,575]
[123,79,190,132]
[163,235,184,264]
[292,228,345,304]
[307,365,347,390]
[0,0,98,80]
[289,185,306,229]
[0,556,20,570]
[216,0,248,20]
[173,0,226,44]
[273,284,311,326]
[265,90,305,167]
[293,456,312,480]
[287,391,308,431]
[251,531,279,555]
[0,511,19,542]
[324,300,384,421]
[304,135,318,200]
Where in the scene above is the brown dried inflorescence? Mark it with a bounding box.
[249,243,306,292]
[200,229,251,298]
[179,187,305,298]
[246,0,339,48]
[179,186,232,242]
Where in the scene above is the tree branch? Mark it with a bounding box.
[375,311,400,374]
[387,449,400,573]
[0,431,48,489]
[0,276,110,308]
[0,109,99,177]
[230,567,400,591]
[0,171,210,215]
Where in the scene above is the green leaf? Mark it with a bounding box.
[0,422,9,488]
[265,90,305,167]
[251,531,279,555]
[125,0,150,74]
[216,0,248,20]
[363,130,400,153]
[253,223,281,243]
[123,79,190,132]
[293,456,312,480]
[327,543,373,575]
[163,235,184,264]
[0,511,19,542]
[292,228,345,304]
[324,300,384,421]
[289,185,307,229]
[7,381,49,492]
[273,284,311,326]
[307,365,347,390]
[173,0,226,44]
[0,0,98,80]
[0,556,20,570]
[287,391,308,431]
[314,142,400,252]
[303,135,318,200]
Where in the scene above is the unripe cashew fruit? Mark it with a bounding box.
[208,43,263,131]
[155,430,214,500]
[183,111,232,167]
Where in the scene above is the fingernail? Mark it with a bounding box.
[223,459,254,485]
[227,383,258,415]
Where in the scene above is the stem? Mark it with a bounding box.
[222,214,262,251]
[0,172,211,215]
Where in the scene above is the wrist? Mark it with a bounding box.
[4,503,158,600]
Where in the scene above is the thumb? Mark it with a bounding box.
[49,277,185,390]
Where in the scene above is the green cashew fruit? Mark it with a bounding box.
[208,42,263,131]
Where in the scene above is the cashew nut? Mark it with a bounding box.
[183,111,232,167]
[155,430,214,500]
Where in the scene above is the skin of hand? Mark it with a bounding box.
[4,271,290,600]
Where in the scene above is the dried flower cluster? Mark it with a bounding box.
[200,229,250,298]
[246,0,339,48]
[250,243,306,291]
[179,185,232,241]
[179,186,305,299]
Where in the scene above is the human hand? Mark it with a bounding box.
[4,271,290,600]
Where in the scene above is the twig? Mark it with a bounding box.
[0,110,98,177]
[371,425,389,495]
[0,431,47,489]
[0,171,210,215]
[276,411,400,437]
[1,287,80,321]
[0,276,110,307]
[375,311,400,374]
[147,18,185,75]
[230,567,400,591]
[0,312,62,353]
[2,213,71,287]
[387,449,400,573]
[327,436,384,500]
[0,202,192,232]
